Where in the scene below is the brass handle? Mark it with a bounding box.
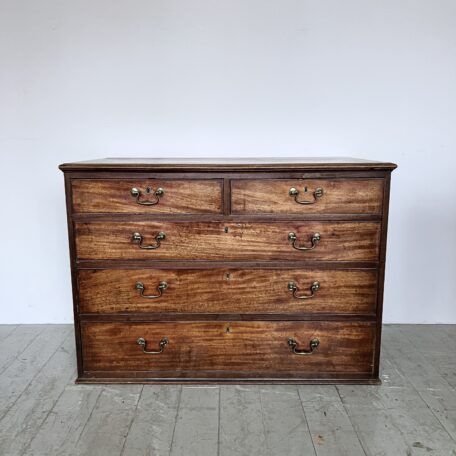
[288,281,320,299]
[288,232,321,251]
[289,187,323,205]
[130,186,165,205]
[136,337,168,354]
[287,338,319,355]
[135,281,168,299]
[132,232,166,250]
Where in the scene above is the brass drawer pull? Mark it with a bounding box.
[288,281,320,299]
[136,337,168,354]
[287,338,319,355]
[135,281,168,299]
[289,186,323,205]
[288,232,321,251]
[130,186,165,205]
[132,231,166,250]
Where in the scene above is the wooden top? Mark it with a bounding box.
[59,157,397,172]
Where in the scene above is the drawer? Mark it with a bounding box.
[78,268,378,315]
[72,179,223,214]
[75,221,380,261]
[231,179,383,214]
[81,321,376,377]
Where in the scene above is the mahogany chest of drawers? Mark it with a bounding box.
[60,157,396,384]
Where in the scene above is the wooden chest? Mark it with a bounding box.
[60,157,396,384]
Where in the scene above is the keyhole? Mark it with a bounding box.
[304,186,308,193]
[146,187,152,194]
[225,273,231,280]
[226,326,231,333]
[224,227,229,233]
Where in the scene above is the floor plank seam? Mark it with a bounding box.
[0,325,46,376]
[0,327,72,423]
[297,387,320,456]
[334,385,369,456]
[0,325,19,343]
[19,367,79,456]
[257,385,272,456]
[119,385,144,456]
[168,385,183,456]
[396,325,456,393]
[73,385,104,449]
[390,328,456,444]
[217,385,221,456]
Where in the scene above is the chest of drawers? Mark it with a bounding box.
[60,157,396,384]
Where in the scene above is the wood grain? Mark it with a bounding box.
[72,179,223,214]
[78,268,378,315]
[59,160,396,384]
[74,221,381,262]
[81,321,376,376]
[231,179,383,214]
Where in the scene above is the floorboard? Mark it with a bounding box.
[219,386,268,456]
[121,385,181,456]
[169,386,219,456]
[298,385,366,456]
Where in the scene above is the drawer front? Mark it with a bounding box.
[75,221,381,261]
[78,268,378,315]
[81,321,376,376]
[231,179,383,214]
[72,179,223,214]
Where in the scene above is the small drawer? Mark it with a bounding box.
[231,179,383,214]
[78,268,378,315]
[71,179,223,214]
[74,221,381,262]
[81,321,376,378]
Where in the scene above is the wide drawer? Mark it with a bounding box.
[71,179,223,214]
[231,179,383,214]
[81,321,376,377]
[74,221,381,261]
[78,268,378,315]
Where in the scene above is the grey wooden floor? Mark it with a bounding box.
[0,325,455,456]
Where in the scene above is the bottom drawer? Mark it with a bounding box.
[80,321,376,380]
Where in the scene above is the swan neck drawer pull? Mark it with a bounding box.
[289,186,323,205]
[288,281,320,299]
[131,232,166,250]
[136,337,168,354]
[135,281,168,299]
[287,338,319,355]
[288,232,321,251]
[130,186,165,205]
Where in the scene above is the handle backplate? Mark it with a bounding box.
[131,186,165,206]
[136,337,168,354]
[132,231,166,250]
[288,232,321,251]
[288,281,320,299]
[289,186,323,205]
[287,338,320,355]
[135,281,168,299]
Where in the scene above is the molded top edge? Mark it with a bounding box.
[59,157,397,172]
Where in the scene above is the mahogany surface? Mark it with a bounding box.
[78,268,378,315]
[231,178,384,214]
[81,321,376,376]
[74,221,381,261]
[72,179,223,214]
[60,157,396,384]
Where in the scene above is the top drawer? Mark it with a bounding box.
[72,179,223,214]
[231,179,383,214]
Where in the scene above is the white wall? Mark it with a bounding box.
[1,0,455,324]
